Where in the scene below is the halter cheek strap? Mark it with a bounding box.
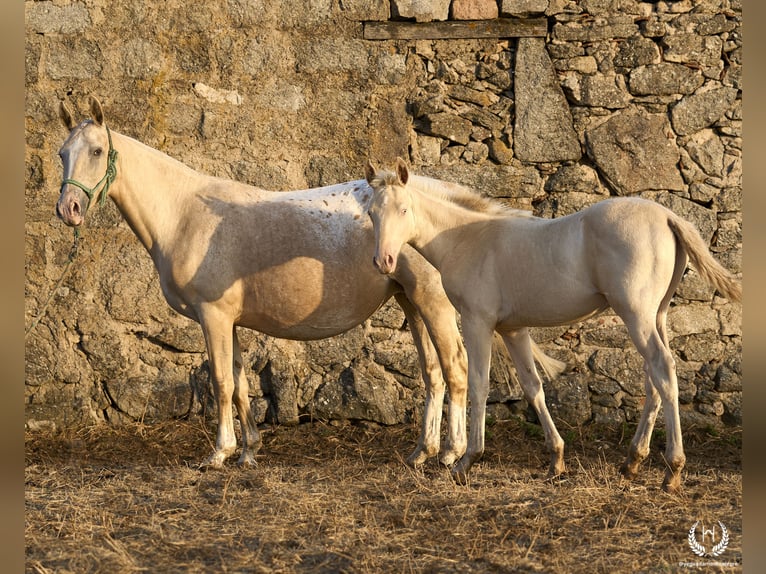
[62,124,119,209]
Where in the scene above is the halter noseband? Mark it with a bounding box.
[62,124,119,209]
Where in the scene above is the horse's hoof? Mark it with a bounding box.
[198,452,227,471]
[237,454,257,468]
[406,448,430,468]
[439,450,460,467]
[451,460,472,485]
[619,459,640,481]
[547,465,566,480]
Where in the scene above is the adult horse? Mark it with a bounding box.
[54,97,477,469]
[365,158,741,492]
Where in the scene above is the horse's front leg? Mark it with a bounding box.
[452,319,494,485]
[394,294,445,466]
[198,310,238,469]
[233,327,261,467]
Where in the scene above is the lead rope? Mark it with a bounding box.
[24,227,81,340]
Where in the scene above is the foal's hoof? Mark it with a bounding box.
[662,473,682,494]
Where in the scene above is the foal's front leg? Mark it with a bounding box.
[451,319,494,485]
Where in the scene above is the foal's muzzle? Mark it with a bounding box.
[373,253,396,275]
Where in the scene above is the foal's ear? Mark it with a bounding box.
[89,96,105,126]
[364,160,377,184]
[395,157,409,186]
[59,101,76,130]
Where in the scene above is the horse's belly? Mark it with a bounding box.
[236,256,394,340]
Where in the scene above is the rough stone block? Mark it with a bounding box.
[391,0,450,21]
[628,62,704,95]
[514,37,581,163]
[452,0,499,20]
[585,108,684,194]
[671,86,739,136]
[501,0,549,17]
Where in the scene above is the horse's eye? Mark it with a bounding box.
[401,208,408,216]
[93,148,103,157]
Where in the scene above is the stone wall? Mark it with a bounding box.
[25,0,742,434]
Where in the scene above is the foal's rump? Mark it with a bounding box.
[582,197,741,306]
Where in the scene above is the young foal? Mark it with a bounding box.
[54,98,473,470]
[366,158,741,492]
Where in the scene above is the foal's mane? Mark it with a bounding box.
[369,169,530,218]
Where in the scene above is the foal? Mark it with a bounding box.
[366,158,741,492]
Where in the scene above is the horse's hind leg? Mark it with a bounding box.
[620,313,685,492]
[198,308,238,469]
[392,259,468,467]
[394,293,446,466]
[501,329,566,478]
[233,327,260,467]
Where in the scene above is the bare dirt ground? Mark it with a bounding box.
[25,416,741,573]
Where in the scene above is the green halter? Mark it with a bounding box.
[62,124,119,209]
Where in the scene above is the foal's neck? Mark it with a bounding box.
[409,185,493,269]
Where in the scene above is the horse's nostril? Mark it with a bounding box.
[72,200,81,215]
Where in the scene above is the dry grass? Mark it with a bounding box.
[26,417,741,573]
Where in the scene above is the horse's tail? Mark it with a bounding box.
[531,339,567,380]
[667,214,742,302]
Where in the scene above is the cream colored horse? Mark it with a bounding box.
[54,98,476,469]
[366,158,741,492]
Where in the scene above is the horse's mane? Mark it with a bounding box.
[369,169,531,218]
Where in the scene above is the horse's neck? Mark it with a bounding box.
[410,186,491,269]
[108,132,212,252]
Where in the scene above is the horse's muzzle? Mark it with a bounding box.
[56,187,84,227]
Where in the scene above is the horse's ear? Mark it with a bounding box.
[59,101,76,130]
[89,96,104,126]
[395,157,409,186]
[364,160,377,184]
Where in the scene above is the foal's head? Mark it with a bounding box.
[56,97,116,227]
[364,157,416,275]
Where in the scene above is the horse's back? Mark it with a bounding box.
[160,181,396,339]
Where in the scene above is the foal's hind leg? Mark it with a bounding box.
[501,329,566,478]
[620,374,661,481]
[620,314,685,492]
[232,328,261,467]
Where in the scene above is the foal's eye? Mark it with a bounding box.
[93,148,103,157]
[401,208,408,216]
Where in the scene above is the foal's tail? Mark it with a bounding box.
[667,214,742,302]
[531,339,567,380]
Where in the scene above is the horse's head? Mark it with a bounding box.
[56,97,117,227]
[365,157,416,275]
